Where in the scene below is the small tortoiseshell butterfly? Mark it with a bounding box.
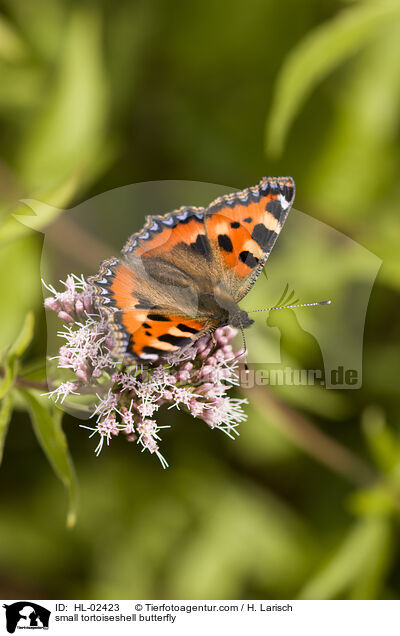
[89,176,295,363]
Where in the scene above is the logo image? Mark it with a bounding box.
[2,602,50,634]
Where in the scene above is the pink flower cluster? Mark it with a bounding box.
[43,274,248,467]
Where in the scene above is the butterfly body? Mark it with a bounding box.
[90,176,295,363]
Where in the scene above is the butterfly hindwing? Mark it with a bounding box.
[90,248,212,362]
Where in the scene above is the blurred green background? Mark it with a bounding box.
[1,0,400,600]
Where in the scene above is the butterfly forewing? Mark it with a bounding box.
[204,176,295,301]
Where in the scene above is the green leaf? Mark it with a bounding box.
[362,405,400,474]
[0,15,29,62]
[0,237,40,356]
[19,389,78,527]
[298,517,392,599]
[9,311,34,358]
[0,311,35,398]
[0,356,18,400]
[0,393,13,465]
[349,486,397,518]
[0,174,81,245]
[16,6,109,195]
[266,0,400,156]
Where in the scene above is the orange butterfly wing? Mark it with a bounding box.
[204,176,295,300]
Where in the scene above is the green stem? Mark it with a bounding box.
[0,369,52,393]
[249,384,377,486]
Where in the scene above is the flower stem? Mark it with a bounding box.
[0,369,52,393]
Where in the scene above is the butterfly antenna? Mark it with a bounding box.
[248,300,331,314]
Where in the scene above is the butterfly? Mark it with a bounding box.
[89,176,295,363]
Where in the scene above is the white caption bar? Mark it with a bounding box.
[1,599,399,636]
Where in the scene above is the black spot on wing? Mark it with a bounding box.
[177,323,200,334]
[142,346,165,356]
[239,251,259,269]
[283,185,294,203]
[244,217,252,223]
[251,223,275,249]
[230,221,240,229]
[135,297,154,310]
[147,314,170,321]
[266,199,284,220]
[127,336,137,357]
[218,234,233,252]
[158,334,192,347]
[189,234,211,260]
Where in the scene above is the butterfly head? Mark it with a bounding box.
[213,285,254,330]
[229,309,254,330]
